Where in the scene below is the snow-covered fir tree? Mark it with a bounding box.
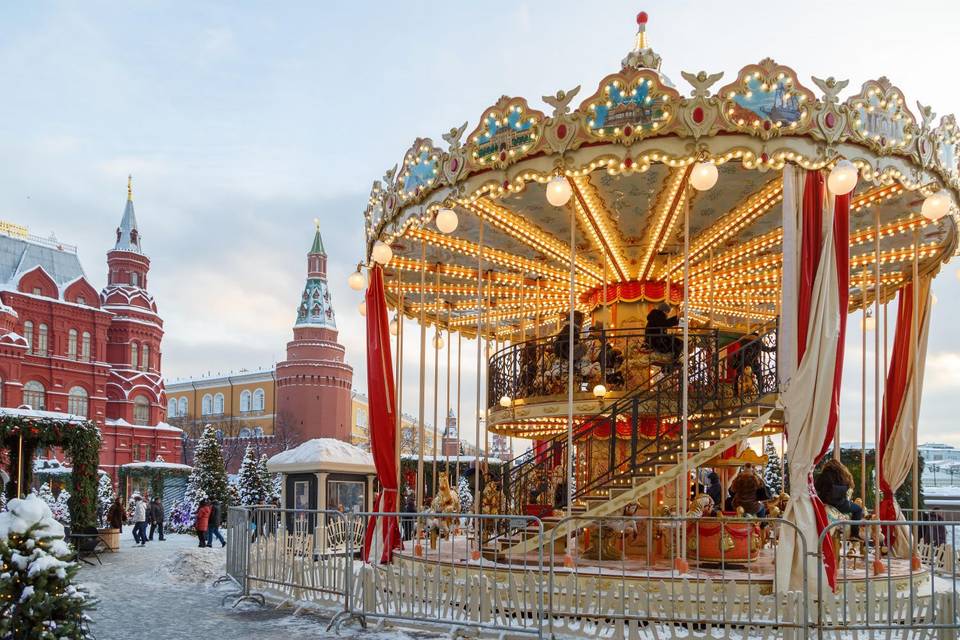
[257,453,280,503]
[0,495,94,639]
[763,436,783,495]
[95,474,115,527]
[237,446,268,506]
[53,489,71,526]
[456,475,473,513]
[188,425,230,506]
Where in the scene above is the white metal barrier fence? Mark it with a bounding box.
[223,507,960,639]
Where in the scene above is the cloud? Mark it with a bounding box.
[923,352,960,392]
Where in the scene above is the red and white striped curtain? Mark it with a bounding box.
[775,166,850,592]
[878,278,931,557]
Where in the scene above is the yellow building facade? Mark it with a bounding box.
[164,369,435,452]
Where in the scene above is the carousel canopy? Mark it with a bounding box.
[360,15,959,339]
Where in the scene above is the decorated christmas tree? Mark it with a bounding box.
[95,473,115,527]
[0,495,95,639]
[169,425,229,532]
[456,475,473,513]
[54,489,72,526]
[764,436,783,495]
[237,446,268,506]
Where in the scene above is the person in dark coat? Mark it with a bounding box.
[107,497,124,532]
[195,500,212,548]
[645,304,681,359]
[400,490,416,540]
[730,463,767,516]
[706,471,722,509]
[207,500,226,547]
[815,459,863,538]
[148,497,165,541]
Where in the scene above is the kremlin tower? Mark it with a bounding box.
[101,177,167,427]
[275,223,354,441]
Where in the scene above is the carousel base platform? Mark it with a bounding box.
[393,535,936,596]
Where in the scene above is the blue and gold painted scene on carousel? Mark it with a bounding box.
[730,76,802,126]
[401,150,439,196]
[587,78,668,135]
[473,105,536,164]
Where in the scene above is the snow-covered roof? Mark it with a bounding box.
[0,406,87,423]
[104,418,182,432]
[267,438,375,475]
[120,460,192,472]
[33,458,71,475]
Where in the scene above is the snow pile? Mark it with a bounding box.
[159,547,226,584]
[0,494,66,541]
[268,438,374,470]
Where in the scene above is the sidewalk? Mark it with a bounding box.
[77,531,419,639]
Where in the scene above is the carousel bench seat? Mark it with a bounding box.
[687,515,762,563]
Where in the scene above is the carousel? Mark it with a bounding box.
[354,12,959,600]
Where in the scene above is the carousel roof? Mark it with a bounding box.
[361,13,959,338]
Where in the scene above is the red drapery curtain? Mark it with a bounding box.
[362,265,403,563]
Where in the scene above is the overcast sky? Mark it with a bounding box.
[3,1,960,449]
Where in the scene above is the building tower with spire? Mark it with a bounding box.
[101,176,167,428]
[275,222,354,441]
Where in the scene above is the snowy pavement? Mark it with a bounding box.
[77,531,437,640]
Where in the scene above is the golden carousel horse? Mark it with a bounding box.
[430,472,461,536]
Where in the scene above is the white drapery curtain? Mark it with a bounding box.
[775,166,848,592]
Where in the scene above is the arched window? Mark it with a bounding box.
[213,393,224,415]
[253,388,265,411]
[177,397,187,417]
[23,321,33,354]
[239,390,251,412]
[67,329,78,359]
[141,344,150,371]
[23,381,45,410]
[81,332,91,362]
[130,272,139,287]
[130,342,138,369]
[133,396,150,425]
[253,426,264,437]
[201,394,213,416]
[167,398,177,417]
[37,324,48,356]
[67,386,88,417]
[239,427,251,438]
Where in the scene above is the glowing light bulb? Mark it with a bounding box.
[921,191,950,221]
[371,241,393,265]
[499,395,512,408]
[435,208,459,234]
[347,267,366,291]
[434,333,444,349]
[827,160,858,196]
[358,301,366,317]
[862,314,875,332]
[389,316,399,336]
[593,384,607,398]
[546,176,572,207]
[689,162,719,191]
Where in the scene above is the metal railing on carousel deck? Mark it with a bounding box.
[498,324,779,521]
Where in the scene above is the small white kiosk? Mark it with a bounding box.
[266,438,377,516]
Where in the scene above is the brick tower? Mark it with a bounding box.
[101,177,167,427]
[275,222,353,441]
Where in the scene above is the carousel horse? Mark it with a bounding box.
[688,493,715,518]
[430,472,461,536]
[739,365,759,397]
[478,480,502,540]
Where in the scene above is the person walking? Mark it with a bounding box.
[107,496,124,532]
[148,497,166,541]
[195,499,212,548]
[132,495,148,546]
[207,499,226,548]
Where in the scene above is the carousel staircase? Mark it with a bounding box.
[491,324,781,558]
[504,404,777,556]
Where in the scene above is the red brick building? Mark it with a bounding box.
[0,180,181,479]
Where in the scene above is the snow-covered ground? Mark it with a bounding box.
[77,532,442,640]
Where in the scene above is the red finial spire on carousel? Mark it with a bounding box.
[636,11,649,49]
